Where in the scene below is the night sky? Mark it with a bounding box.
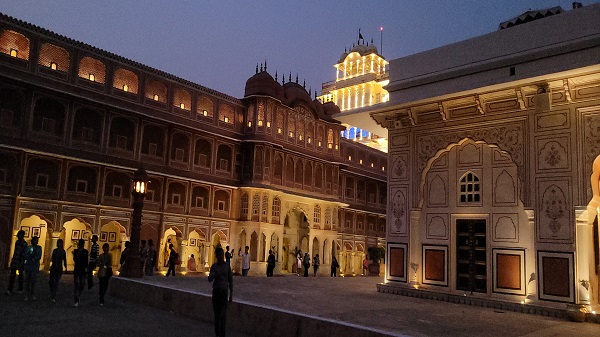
[2,0,597,98]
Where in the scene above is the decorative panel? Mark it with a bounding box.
[535,111,569,131]
[492,213,518,242]
[426,213,448,240]
[427,172,448,207]
[538,251,574,303]
[493,249,525,295]
[387,242,407,282]
[535,136,570,172]
[422,245,447,286]
[390,153,409,181]
[492,167,517,206]
[389,187,408,237]
[581,109,600,202]
[458,143,482,166]
[431,152,448,168]
[390,133,409,148]
[536,179,572,243]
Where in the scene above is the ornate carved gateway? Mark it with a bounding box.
[372,4,600,311]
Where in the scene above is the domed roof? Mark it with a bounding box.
[244,71,282,98]
[337,42,380,63]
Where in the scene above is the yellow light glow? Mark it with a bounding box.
[299,135,303,140]
[9,49,18,57]
[266,121,271,128]
[521,300,525,304]
[277,128,282,134]
[224,116,229,123]
[89,73,95,82]
[335,145,338,150]
[50,62,57,70]
[359,159,363,164]
[348,155,352,161]
[202,110,208,116]
[123,84,129,92]
[328,143,332,149]
[371,163,374,167]
[308,137,312,144]
[258,120,263,126]
[153,94,159,101]
[318,141,322,147]
[289,131,294,138]
[382,166,385,171]
[248,121,252,127]
[180,103,185,109]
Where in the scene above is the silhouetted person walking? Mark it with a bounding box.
[49,238,67,302]
[266,250,275,277]
[208,247,233,337]
[5,230,27,296]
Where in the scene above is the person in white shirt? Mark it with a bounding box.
[241,246,250,277]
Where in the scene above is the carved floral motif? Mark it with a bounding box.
[391,190,407,234]
[584,113,600,201]
[542,185,566,236]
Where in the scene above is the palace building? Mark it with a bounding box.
[0,13,386,275]
[319,37,390,153]
[372,3,600,311]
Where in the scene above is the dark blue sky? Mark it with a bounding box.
[2,1,597,98]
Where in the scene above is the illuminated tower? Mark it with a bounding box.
[319,37,389,152]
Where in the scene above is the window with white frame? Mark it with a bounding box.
[271,197,280,218]
[241,193,249,215]
[313,205,321,225]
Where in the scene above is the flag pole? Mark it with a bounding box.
[380,26,384,55]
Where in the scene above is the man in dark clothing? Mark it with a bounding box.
[303,253,310,277]
[225,245,231,266]
[266,250,275,277]
[5,230,27,296]
[208,247,233,337]
[73,238,88,307]
[87,234,99,290]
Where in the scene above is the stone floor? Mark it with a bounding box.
[136,271,600,337]
[0,270,249,337]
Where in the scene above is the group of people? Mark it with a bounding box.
[5,230,113,307]
[296,250,340,277]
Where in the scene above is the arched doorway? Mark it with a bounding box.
[250,231,258,261]
[161,227,183,269]
[99,221,126,269]
[270,233,279,263]
[17,215,50,270]
[186,229,206,272]
[208,230,227,265]
[283,207,309,263]
[312,237,320,259]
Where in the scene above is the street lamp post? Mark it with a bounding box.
[121,167,148,278]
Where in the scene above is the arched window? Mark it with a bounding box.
[113,68,138,93]
[197,96,214,118]
[459,171,481,203]
[78,56,105,83]
[252,194,260,216]
[214,189,230,211]
[0,88,24,128]
[191,185,209,209]
[194,138,212,167]
[325,207,332,227]
[32,97,65,137]
[141,124,165,157]
[67,165,97,194]
[174,88,191,111]
[0,30,30,60]
[108,116,135,151]
[72,108,103,145]
[38,43,69,72]
[261,194,268,218]
[216,144,232,171]
[219,103,234,124]
[170,132,190,163]
[145,78,167,103]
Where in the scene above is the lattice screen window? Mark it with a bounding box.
[38,43,69,72]
[145,79,167,102]
[78,56,106,83]
[113,68,138,93]
[271,197,280,217]
[241,193,249,215]
[219,104,234,124]
[313,205,321,224]
[261,194,268,216]
[252,194,260,215]
[197,96,214,117]
[459,171,480,203]
[0,30,30,60]
[174,88,191,110]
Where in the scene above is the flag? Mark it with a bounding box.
[358,28,364,41]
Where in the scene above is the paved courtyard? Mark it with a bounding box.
[132,272,600,337]
[0,271,249,337]
[2,269,600,337]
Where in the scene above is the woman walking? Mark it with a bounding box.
[49,239,67,302]
[23,236,42,301]
[73,239,88,307]
[97,243,112,307]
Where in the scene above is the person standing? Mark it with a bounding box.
[119,241,130,273]
[241,246,250,277]
[97,243,112,307]
[208,247,233,337]
[139,240,148,275]
[145,239,156,276]
[23,236,42,301]
[330,256,339,277]
[312,254,320,277]
[73,238,88,307]
[49,238,67,303]
[225,246,231,266]
[5,229,27,296]
[166,243,178,276]
[362,255,370,276]
[303,253,310,277]
[296,250,302,276]
[266,250,275,277]
[87,234,99,291]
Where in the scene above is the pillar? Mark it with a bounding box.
[576,206,593,307]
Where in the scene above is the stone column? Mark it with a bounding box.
[576,206,593,307]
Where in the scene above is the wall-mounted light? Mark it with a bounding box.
[50,62,57,70]
[153,94,159,101]
[180,103,185,109]
[9,49,18,57]
[89,73,95,82]
[123,84,129,92]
